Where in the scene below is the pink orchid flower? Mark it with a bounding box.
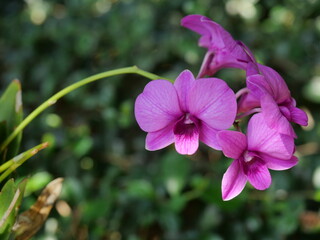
[238,63,308,137]
[217,113,298,201]
[181,14,255,77]
[134,70,237,155]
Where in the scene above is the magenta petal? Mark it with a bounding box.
[199,122,221,150]
[181,15,211,36]
[135,80,182,132]
[246,74,270,99]
[237,41,256,63]
[246,62,259,76]
[222,159,247,201]
[189,78,236,130]
[247,160,271,190]
[237,92,260,113]
[174,70,195,112]
[262,154,298,170]
[197,51,215,77]
[247,113,294,159]
[146,124,175,151]
[261,94,295,137]
[173,118,199,155]
[210,50,247,71]
[290,106,308,126]
[217,130,247,159]
[258,64,291,103]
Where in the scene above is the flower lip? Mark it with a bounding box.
[173,113,198,135]
[173,113,200,155]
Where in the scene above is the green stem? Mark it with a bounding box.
[0,66,169,152]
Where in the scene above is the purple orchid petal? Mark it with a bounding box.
[181,15,212,48]
[200,17,234,49]
[182,15,255,76]
[134,80,182,132]
[237,92,260,114]
[173,116,199,155]
[197,51,215,78]
[217,130,247,159]
[247,113,294,159]
[246,74,270,99]
[258,64,291,103]
[260,94,295,137]
[174,70,195,112]
[261,154,298,170]
[246,159,271,190]
[209,49,248,70]
[199,122,221,150]
[222,159,247,201]
[146,124,175,151]
[246,61,260,76]
[237,41,256,63]
[188,78,237,130]
[290,106,308,126]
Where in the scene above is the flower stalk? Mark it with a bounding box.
[0,66,169,152]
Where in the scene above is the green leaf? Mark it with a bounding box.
[127,179,154,199]
[0,142,49,183]
[0,179,27,240]
[0,80,23,160]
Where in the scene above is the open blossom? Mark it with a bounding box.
[238,63,308,137]
[134,70,237,155]
[181,14,255,77]
[217,113,298,201]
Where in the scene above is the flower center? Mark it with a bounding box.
[243,151,255,163]
[173,113,198,137]
[183,113,194,124]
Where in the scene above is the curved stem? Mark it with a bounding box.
[236,108,261,120]
[0,66,169,152]
[235,88,249,99]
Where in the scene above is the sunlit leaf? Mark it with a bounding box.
[0,142,49,183]
[0,179,27,240]
[0,80,23,160]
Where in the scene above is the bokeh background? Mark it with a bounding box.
[1,0,320,239]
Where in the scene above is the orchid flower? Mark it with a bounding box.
[134,70,237,155]
[181,14,255,77]
[238,63,308,137]
[217,113,297,201]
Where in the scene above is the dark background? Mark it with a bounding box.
[1,0,320,239]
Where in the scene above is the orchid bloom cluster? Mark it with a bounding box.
[134,15,308,200]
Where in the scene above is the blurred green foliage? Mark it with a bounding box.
[0,0,320,239]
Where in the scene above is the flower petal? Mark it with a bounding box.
[173,117,199,155]
[135,80,182,132]
[247,113,294,159]
[146,124,175,151]
[217,130,247,159]
[237,92,260,113]
[261,154,298,170]
[246,74,271,99]
[237,41,256,63]
[258,64,291,103]
[180,15,211,35]
[174,70,195,112]
[199,121,221,150]
[188,78,237,130]
[246,160,271,190]
[290,106,308,126]
[222,159,247,201]
[260,94,295,137]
